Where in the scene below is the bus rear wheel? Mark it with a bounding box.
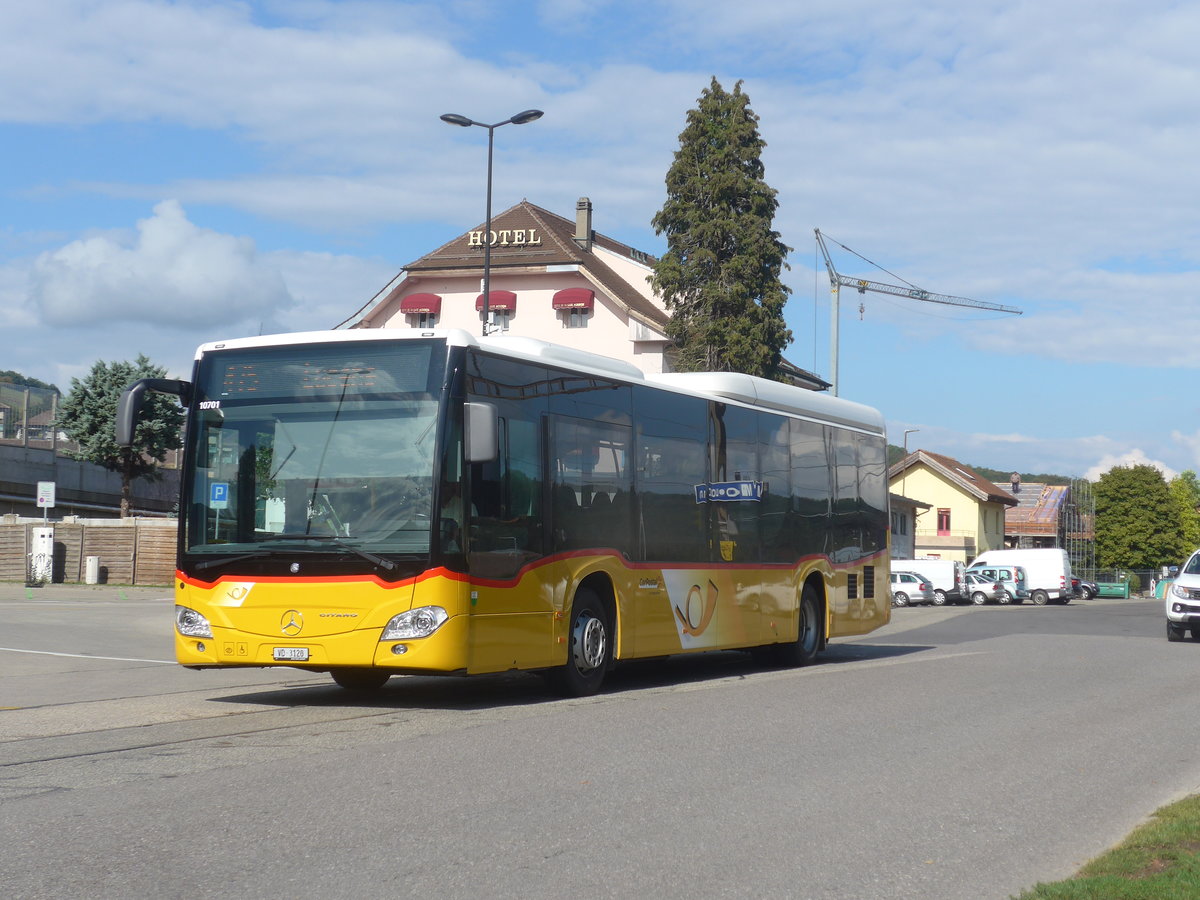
[546,588,611,697]
[330,668,391,691]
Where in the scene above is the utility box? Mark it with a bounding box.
[85,555,101,585]
[28,526,54,584]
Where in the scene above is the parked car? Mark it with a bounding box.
[963,571,1006,605]
[964,563,1029,604]
[890,558,964,605]
[1076,578,1099,601]
[890,571,935,607]
[1166,549,1200,641]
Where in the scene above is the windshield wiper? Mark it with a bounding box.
[194,550,272,571]
[273,533,398,572]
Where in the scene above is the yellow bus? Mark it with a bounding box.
[117,329,890,696]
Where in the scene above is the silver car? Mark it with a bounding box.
[891,571,935,606]
[964,571,1006,605]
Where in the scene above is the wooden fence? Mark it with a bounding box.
[0,519,177,585]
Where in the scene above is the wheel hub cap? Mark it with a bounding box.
[573,615,606,671]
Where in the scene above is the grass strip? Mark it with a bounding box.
[1015,794,1200,899]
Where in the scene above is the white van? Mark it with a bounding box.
[966,548,1073,605]
[891,558,964,606]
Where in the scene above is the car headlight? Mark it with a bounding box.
[176,605,213,638]
[381,606,448,641]
[1172,584,1192,599]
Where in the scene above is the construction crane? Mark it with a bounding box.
[815,228,1022,395]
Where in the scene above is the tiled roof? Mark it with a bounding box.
[358,198,830,390]
[404,200,668,329]
[999,482,1069,536]
[890,450,1019,506]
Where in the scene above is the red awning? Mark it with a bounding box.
[475,290,517,311]
[552,288,595,311]
[399,293,442,314]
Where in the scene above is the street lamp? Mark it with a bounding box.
[440,109,544,335]
[901,427,920,503]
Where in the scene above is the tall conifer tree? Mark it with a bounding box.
[652,77,793,379]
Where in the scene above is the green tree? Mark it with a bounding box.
[0,370,61,393]
[1094,464,1180,570]
[57,355,183,518]
[1169,470,1200,557]
[651,77,793,379]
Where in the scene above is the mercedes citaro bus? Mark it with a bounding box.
[117,329,891,695]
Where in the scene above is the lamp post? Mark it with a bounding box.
[901,427,920,506]
[903,428,920,456]
[440,109,544,335]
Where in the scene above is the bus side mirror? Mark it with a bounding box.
[115,378,192,447]
[464,402,498,464]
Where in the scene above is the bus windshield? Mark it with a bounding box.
[183,340,446,560]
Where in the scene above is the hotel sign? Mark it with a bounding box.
[468,228,543,248]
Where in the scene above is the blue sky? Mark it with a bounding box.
[4,0,1200,480]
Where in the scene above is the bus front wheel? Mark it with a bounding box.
[330,668,391,691]
[546,588,611,697]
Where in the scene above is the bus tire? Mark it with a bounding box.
[546,587,611,697]
[775,583,823,668]
[330,668,391,691]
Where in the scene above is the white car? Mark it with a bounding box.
[890,571,935,607]
[963,571,1006,605]
[1166,549,1200,641]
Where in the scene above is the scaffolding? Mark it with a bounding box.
[1065,478,1096,579]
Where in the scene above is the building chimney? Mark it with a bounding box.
[575,197,593,251]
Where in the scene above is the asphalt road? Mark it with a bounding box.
[1,584,1194,900]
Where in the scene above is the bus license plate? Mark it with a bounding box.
[273,647,309,661]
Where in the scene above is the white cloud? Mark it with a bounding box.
[0,260,38,330]
[1170,430,1200,475]
[266,247,398,332]
[30,200,292,330]
[5,0,1200,479]
[1085,450,1178,482]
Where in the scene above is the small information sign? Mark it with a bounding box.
[210,482,230,510]
[36,481,56,509]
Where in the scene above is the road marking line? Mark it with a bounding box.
[0,647,173,664]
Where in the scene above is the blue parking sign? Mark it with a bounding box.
[210,482,230,509]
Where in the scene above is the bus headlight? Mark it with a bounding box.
[381,606,448,640]
[176,605,213,638]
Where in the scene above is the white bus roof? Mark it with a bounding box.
[194,329,884,434]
